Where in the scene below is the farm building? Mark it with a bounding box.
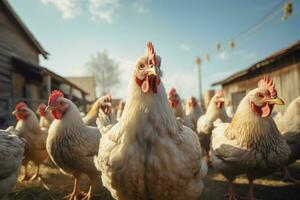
[212,40,300,114]
[0,0,88,128]
[67,76,97,103]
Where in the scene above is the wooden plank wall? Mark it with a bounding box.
[0,4,40,128]
[0,4,39,65]
[223,63,300,113]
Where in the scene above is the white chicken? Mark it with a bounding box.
[95,42,207,200]
[168,88,194,130]
[210,76,290,200]
[82,95,112,126]
[0,130,25,199]
[46,90,104,200]
[196,91,230,158]
[274,96,300,182]
[12,102,48,181]
[36,103,53,129]
[185,96,203,129]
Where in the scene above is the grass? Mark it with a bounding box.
[9,161,300,200]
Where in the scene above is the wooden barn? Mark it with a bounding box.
[0,0,88,128]
[212,40,300,114]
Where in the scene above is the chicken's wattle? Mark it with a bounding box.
[16,113,28,121]
[51,109,64,120]
[137,75,160,94]
[251,102,274,118]
[216,101,223,109]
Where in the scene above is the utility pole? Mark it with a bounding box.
[195,57,202,102]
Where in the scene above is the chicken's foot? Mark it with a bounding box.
[20,164,30,181]
[30,164,41,181]
[224,181,238,200]
[63,177,86,200]
[240,179,262,200]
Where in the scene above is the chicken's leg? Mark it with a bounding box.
[282,166,300,184]
[20,163,30,181]
[30,164,41,181]
[244,179,261,200]
[224,180,238,200]
[64,177,86,200]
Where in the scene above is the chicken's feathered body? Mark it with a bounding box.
[82,99,102,126]
[15,115,48,166]
[210,78,290,199]
[196,92,230,156]
[211,111,290,180]
[36,103,53,129]
[185,97,203,129]
[168,89,194,130]
[39,113,53,130]
[275,96,300,165]
[95,43,207,200]
[0,130,25,199]
[13,103,48,181]
[46,94,101,200]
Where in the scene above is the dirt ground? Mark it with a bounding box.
[9,161,300,200]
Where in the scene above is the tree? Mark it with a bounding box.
[86,51,120,96]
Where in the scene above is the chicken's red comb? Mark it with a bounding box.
[169,88,177,96]
[146,42,157,66]
[38,103,46,110]
[258,76,277,96]
[15,102,27,110]
[48,90,64,105]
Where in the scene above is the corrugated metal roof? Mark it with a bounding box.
[1,0,49,58]
[212,40,300,86]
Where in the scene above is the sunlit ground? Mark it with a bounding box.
[9,161,300,200]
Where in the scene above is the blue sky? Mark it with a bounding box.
[9,0,300,99]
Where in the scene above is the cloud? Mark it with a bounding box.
[41,0,79,19]
[179,43,191,52]
[133,0,149,14]
[88,0,120,24]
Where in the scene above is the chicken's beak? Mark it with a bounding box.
[266,96,285,105]
[45,105,54,112]
[146,66,158,77]
[12,110,18,115]
[219,97,225,102]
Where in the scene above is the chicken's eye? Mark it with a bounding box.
[257,93,264,98]
[138,63,145,70]
[59,101,64,106]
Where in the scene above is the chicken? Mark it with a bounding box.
[168,88,194,130]
[185,96,203,129]
[274,96,300,182]
[210,76,290,200]
[95,42,207,200]
[12,102,48,181]
[82,95,113,126]
[46,90,102,200]
[36,103,53,129]
[116,100,125,121]
[0,130,25,199]
[196,91,230,158]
